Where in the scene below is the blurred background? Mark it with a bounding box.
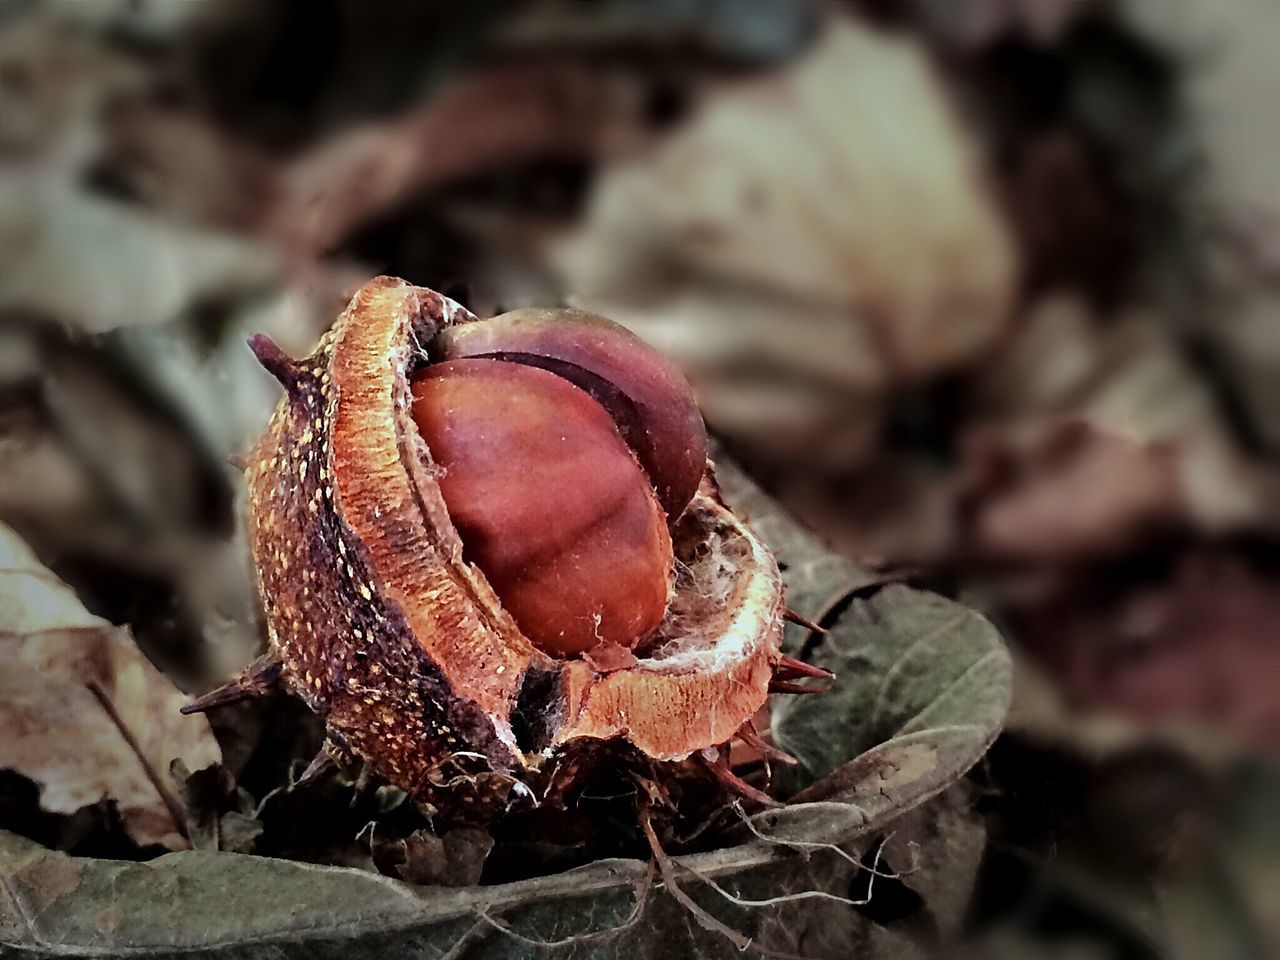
[0,0,1277,956]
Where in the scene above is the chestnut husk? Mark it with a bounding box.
[190,277,786,821]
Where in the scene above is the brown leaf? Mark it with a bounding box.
[392,827,494,887]
[1002,131,1134,303]
[924,0,1098,48]
[266,60,637,256]
[170,762,262,854]
[957,297,1274,564]
[958,420,1182,563]
[1017,551,1280,751]
[0,523,220,850]
[101,106,275,231]
[557,17,1017,388]
[0,180,280,334]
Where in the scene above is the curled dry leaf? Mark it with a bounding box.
[0,14,146,168]
[99,60,637,258]
[170,762,263,855]
[917,0,1097,48]
[1125,0,1280,454]
[0,523,220,850]
[391,827,494,887]
[957,421,1184,563]
[1015,550,1280,752]
[0,320,272,693]
[952,295,1275,565]
[556,17,1016,472]
[265,59,639,257]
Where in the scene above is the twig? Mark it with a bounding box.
[640,806,757,954]
[439,918,488,960]
[698,752,781,808]
[86,679,191,846]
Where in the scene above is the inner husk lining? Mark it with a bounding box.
[636,501,756,665]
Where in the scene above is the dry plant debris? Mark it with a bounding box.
[0,523,220,850]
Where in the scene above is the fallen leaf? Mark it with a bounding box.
[769,585,1012,801]
[0,522,220,850]
[0,320,268,693]
[1126,0,1280,452]
[0,14,144,169]
[266,60,639,256]
[955,296,1272,563]
[958,420,1182,563]
[0,178,279,334]
[911,0,1097,49]
[1001,131,1135,303]
[1016,550,1280,751]
[170,762,262,854]
[101,105,275,231]
[391,827,494,887]
[389,830,448,886]
[557,18,1016,426]
[0,795,954,960]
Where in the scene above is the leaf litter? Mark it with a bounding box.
[0,522,220,851]
[7,1,1275,955]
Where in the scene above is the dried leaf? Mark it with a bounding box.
[959,421,1182,563]
[0,179,279,334]
[0,320,269,694]
[101,106,275,231]
[0,808,943,959]
[0,523,220,850]
[770,585,1012,799]
[1016,551,1280,752]
[557,18,1016,411]
[911,0,1097,48]
[391,828,494,887]
[0,14,144,167]
[1126,0,1280,453]
[960,297,1272,562]
[170,762,262,854]
[266,60,637,256]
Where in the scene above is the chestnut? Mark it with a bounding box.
[410,358,673,656]
[434,308,708,520]
[190,278,787,822]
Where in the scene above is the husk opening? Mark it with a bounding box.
[247,276,785,806]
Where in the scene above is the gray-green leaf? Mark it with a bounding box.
[772,585,1011,801]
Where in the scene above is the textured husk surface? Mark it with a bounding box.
[244,277,784,815]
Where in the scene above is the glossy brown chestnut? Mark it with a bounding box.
[435,309,708,520]
[410,358,672,656]
[191,277,786,821]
